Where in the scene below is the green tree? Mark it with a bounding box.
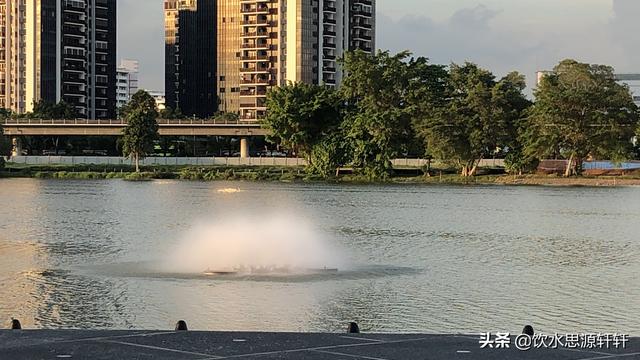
[32,100,77,119]
[524,59,639,176]
[121,90,159,172]
[0,109,11,169]
[307,133,352,178]
[158,106,175,120]
[158,106,187,120]
[405,57,451,160]
[636,129,640,159]
[416,63,529,176]
[214,111,239,122]
[340,50,415,178]
[0,118,5,170]
[264,82,344,175]
[497,73,535,175]
[0,108,11,119]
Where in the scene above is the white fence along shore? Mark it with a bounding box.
[6,156,507,168]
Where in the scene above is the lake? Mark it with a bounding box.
[0,179,639,335]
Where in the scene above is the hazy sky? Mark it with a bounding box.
[118,0,639,92]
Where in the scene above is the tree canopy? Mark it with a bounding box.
[1,109,14,167]
[264,82,344,176]
[31,100,77,119]
[415,63,530,176]
[158,106,185,120]
[121,90,159,172]
[523,59,639,176]
[340,50,414,178]
[0,101,77,120]
[0,119,5,169]
[0,108,11,119]
[261,52,639,178]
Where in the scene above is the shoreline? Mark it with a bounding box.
[2,166,640,187]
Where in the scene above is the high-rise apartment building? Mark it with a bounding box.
[222,0,375,121]
[0,0,117,119]
[0,0,25,112]
[166,0,376,122]
[116,59,140,109]
[347,0,375,52]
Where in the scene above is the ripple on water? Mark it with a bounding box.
[0,180,639,334]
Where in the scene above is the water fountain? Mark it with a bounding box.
[163,212,345,276]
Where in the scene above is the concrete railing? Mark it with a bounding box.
[390,159,505,168]
[7,156,308,167]
[6,156,508,168]
[0,118,261,126]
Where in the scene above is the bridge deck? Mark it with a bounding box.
[0,330,637,359]
[1,119,269,136]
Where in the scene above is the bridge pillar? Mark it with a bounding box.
[240,137,250,158]
[11,137,22,157]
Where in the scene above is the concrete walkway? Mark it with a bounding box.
[1,331,638,359]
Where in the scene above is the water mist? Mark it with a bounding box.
[164,211,345,274]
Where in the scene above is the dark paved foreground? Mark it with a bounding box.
[0,330,638,360]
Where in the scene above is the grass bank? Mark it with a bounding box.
[0,163,312,182]
[2,163,640,186]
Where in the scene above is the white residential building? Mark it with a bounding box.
[116,59,139,109]
[146,90,166,111]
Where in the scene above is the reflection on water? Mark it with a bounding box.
[0,178,639,334]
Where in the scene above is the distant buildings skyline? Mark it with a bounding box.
[6,1,638,118]
[2,0,376,118]
[116,0,640,96]
[164,0,376,121]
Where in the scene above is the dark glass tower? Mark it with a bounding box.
[164,0,217,118]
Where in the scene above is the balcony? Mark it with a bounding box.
[240,66,271,73]
[240,89,268,96]
[242,42,269,49]
[241,31,270,38]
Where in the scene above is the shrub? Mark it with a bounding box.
[279,172,296,182]
[124,172,154,181]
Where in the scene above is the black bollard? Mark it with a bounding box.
[347,322,360,334]
[175,320,188,331]
[10,319,22,330]
[522,325,534,336]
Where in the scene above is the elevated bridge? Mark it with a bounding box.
[1,118,269,158]
[0,118,268,137]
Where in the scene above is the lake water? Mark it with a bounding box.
[1,179,639,335]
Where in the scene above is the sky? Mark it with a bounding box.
[118,0,640,93]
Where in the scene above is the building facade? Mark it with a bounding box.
[164,0,196,115]
[164,0,217,118]
[166,0,376,122]
[223,0,375,121]
[0,0,25,112]
[0,0,117,119]
[116,59,140,109]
